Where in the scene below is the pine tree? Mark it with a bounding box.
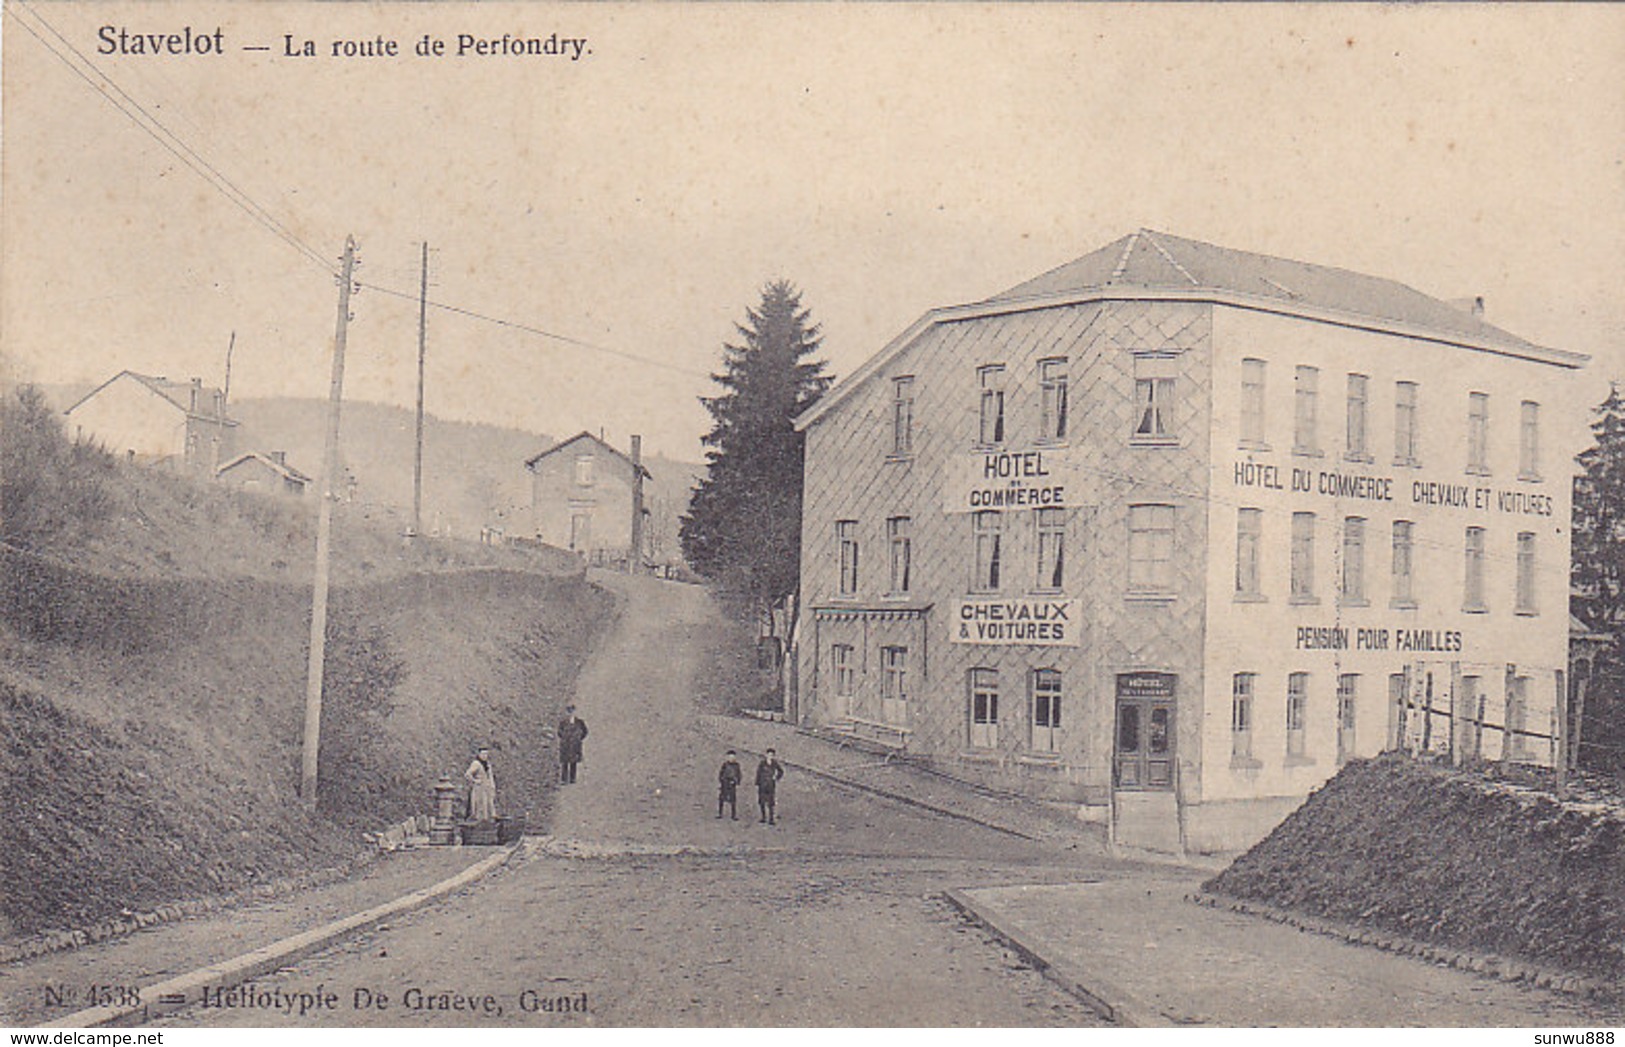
[681,281,832,621]
[1572,384,1625,774]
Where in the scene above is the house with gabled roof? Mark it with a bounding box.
[792,229,1587,854]
[216,450,311,497]
[524,430,652,565]
[64,370,237,474]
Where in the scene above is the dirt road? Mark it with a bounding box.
[153,572,1106,1027]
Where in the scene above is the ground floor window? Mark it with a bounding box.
[881,646,909,727]
[1232,673,1255,760]
[1506,675,1529,760]
[1336,674,1358,764]
[969,668,998,748]
[1286,672,1308,758]
[831,644,855,717]
[1032,669,1062,753]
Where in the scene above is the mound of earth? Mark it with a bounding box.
[1203,755,1625,983]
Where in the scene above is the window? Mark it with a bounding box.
[1286,673,1309,758]
[1337,675,1358,765]
[881,646,909,726]
[1036,508,1066,591]
[887,516,912,595]
[1235,508,1262,599]
[831,644,855,716]
[1341,516,1366,605]
[1240,358,1267,447]
[1232,673,1255,760]
[1519,401,1541,480]
[1290,512,1316,602]
[1294,365,1320,454]
[1127,504,1175,592]
[837,520,859,597]
[1461,675,1483,760]
[1133,373,1175,440]
[1394,381,1420,465]
[972,511,1003,591]
[1464,526,1486,611]
[891,377,915,457]
[1032,669,1062,753]
[978,366,1006,445]
[1391,520,1415,607]
[969,668,999,748]
[1345,374,1369,460]
[1516,531,1537,614]
[574,455,595,487]
[1039,358,1069,441]
[1468,392,1490,473]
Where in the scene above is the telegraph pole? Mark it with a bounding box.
[629,434,645,574]
[302,236,358,807]
[412,241,428,538]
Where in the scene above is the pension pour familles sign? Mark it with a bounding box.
[953,597,1080,646]
[944,448,1083,514]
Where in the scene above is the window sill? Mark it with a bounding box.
[1016,752,1062,767]
[1462,603,1489,615]
[1337,597,1370,609]
[1233,592,1268,604]
[881,592,913,602]
[1284,754,1317,769]
[1288,595,1321,607]
[1343,452,1375,465]
[1515,607,1539,617]
[1392,457,1422,469]
[1292,447,1324,459]
[1389,599,1419,611]
[1130,435,1180,448]
[1124,591,1177,604]
[1230,755,1263,771]
[1237,440,1272,453]
[1518,473,1543,484]
[958,749,1003,764]
[1465,466,1492,478]
[885,454,915,465]
[1033,438,1071,449]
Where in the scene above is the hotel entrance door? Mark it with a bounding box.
[1114,672,1176,790]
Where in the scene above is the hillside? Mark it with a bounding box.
[0,387,618,941]
[1203,755,1625,987]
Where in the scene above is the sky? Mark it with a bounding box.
[2,2,1622,461]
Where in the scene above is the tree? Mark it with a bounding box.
[0,384,113,552]
[681,281,832,624]
[1572,384,1625,775]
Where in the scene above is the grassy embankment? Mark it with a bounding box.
[0,387,615,940]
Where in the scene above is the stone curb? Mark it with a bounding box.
[1188,891,1620,1004]
[941,887,1155,1027]
[46,842,526,1029]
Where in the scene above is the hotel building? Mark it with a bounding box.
[791,230,1587,852]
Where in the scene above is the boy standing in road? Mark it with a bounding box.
[756,748,784,824]
[717,749,742,820]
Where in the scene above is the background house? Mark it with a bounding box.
[64,371,236,475]
[216,450,311,497]
[524,431,652,567]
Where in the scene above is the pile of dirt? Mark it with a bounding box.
[1204,755,1625,983]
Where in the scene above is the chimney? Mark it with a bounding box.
[189,377,202,412]
[1448,296,1486,318]
[270,450,287,466]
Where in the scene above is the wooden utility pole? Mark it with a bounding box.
[301,236,357,806]
[412,241,428,538]
[222,330,236,407]
[629,434,644,574]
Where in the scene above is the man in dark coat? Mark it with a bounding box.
[717,750,742,820]
[557,705,588,784]
[755,748,785,824]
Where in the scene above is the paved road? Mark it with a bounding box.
[153,572,1109,1027]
